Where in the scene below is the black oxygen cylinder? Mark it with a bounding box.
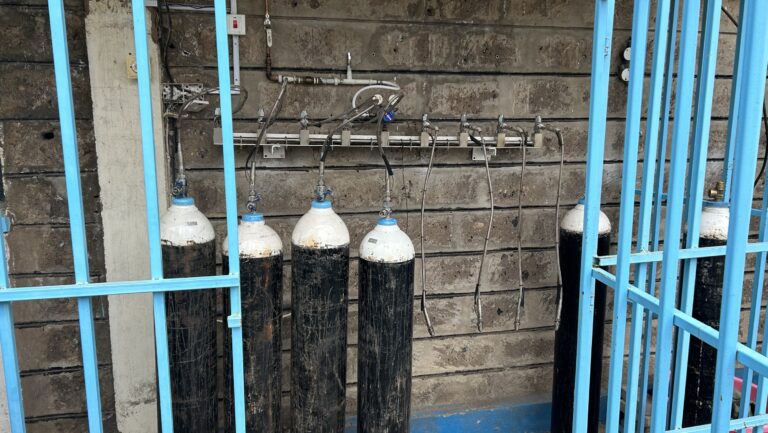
[357,217,416,433]
[682,206,728,427]
[291,199,350,433]
[159,196,218,433]
[551,203,611,433]
[222,212,284,433]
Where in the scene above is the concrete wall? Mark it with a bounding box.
[163,0,752,417]
[0,0,118,431]
[0,0,764,431]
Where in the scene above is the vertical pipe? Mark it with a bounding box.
[129,0,174,430]
[671,0,722,427]
[625,2,672,431]
[721,0,748,204]
[212,0,246,430]
[47,0,103,431]
[572,1,615,432]
[711,3,768,431]
[0,219,24,433]
[605,0,650,431]
[638,4,680,430]
[649,1,701,432]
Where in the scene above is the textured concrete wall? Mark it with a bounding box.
[161,0,752,417]
[0,0,762,430]
[0,1,118,432]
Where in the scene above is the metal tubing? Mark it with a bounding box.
[48,0,103,430]
[649,0,701,431]
[605,1,650,431]
[571,0,614,431]
[670,0,722,427]
[129,1,175,430]
[624,2,672,430]
[710,3,768,430]
[212,0,246,431]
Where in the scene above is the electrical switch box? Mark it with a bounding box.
[227,14,246,35]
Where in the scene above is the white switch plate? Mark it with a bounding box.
[227,14,246,35]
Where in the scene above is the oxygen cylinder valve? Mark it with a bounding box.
[246,189,262,213]
[172,175,188,198]
[314,183,333,203]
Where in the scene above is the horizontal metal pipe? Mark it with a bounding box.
[669,413,768,433]
[0,275,239,302]
[213,130,534,148]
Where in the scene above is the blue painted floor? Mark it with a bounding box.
[344,400,552,433]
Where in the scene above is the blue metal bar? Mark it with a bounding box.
[649,0,701,431]
[128,1,174,431]
[0,275,240,302]
[572,1,615,431]
[596,241,768,266]
[739,126,768,429]
[711,3,768,430]
[47,0,103,430]
[0,219,25,432]
[721,0,748,204]
[669,0,722,426]
[625,1,672,431]
[593,267,768,381]
[605,0,650,431]
[671,413,768,433]
[212,1,246,431]
[639,3,680,429]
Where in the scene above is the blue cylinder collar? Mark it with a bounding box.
[311,199,333,209]
[378,217,397,226]
[172,196,195,206]
[242,212,264,222]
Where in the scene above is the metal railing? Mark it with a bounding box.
[0,0,246,431]
[575,1,768,433]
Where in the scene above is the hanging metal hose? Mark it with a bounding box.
[245,79,289,211]
[468,133,494,333]
[552,130,566,330]
[514,133,527,331]
[316,95,383,201]
[419,130,438,337]
[375,94,404,216]
[170,85,248,197]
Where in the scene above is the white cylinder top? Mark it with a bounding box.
[160,197,216,246]
[291,200,350,249]
[359,218,415,263]
[560,203,612,235]
[222,213,283,258]
[699,206,729,241]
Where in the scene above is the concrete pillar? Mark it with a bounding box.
[85,2,168,432]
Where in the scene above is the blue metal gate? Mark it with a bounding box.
[0,0,247,431]
[575,1,768,433]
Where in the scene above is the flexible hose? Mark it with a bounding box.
[316,97,382,200]
[246,79,289,195]
[173,85,248,196]
[514,134,527,331]
[420,132,438,337]
[553,130,566,331]
[469,134,494,333]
